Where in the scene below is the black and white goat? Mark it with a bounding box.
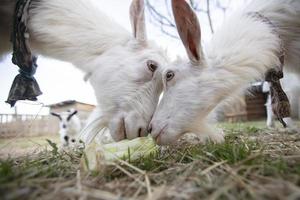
[51,109,81,147]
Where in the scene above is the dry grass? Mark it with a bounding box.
[0,122,300,200]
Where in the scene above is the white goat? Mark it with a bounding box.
[149,0,300,145]
[51,110,81,147]
[0,0,168,143]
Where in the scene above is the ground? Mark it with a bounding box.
[0,121,300,200]
[0,135,60,158]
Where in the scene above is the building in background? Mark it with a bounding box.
[48,100,95,122]
[0,100,95,138]
[220,82,300,123]
[218,84,267,123]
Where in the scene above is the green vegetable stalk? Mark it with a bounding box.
[81,136,158,171]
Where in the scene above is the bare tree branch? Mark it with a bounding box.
[145,0,175,28]
[145,0,233,39]
[207,0,214,33]
[145,0,178,38]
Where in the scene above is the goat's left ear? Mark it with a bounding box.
[130,0,147,44]
[172,0,203,64]
[67,110,78,121]
[50,112,62,120]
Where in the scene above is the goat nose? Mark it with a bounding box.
[64,135,69,141]
[147,124,153,133]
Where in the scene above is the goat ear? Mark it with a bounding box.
[130,0,147,44]
[67,110,78,121]
[172,0,202,64]
[50,112,62,120]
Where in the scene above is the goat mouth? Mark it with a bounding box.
[63,143,69,147]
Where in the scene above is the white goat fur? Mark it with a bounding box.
[150,0,300,145]
[0,0,168,143]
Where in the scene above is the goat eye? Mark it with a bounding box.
[166,71,175,81]
[147,60,157,72]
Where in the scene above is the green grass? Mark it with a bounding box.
[0,122,299,200]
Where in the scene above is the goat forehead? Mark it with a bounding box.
[60,115,68,120]
[123,40,168,63]
[165,61,190,72]
[96,49,168,78]
[59,113,73,121]
[142,45,169,64]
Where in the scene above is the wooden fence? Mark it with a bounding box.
[0,114,59,138]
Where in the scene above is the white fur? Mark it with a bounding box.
[150,0,300,145]
[28,0,131,68]
[0,0,169,143]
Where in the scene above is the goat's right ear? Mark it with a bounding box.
[67,110,78,121]
[130,0,147,44]
[172,0,203,64]
[50,112,62,120]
